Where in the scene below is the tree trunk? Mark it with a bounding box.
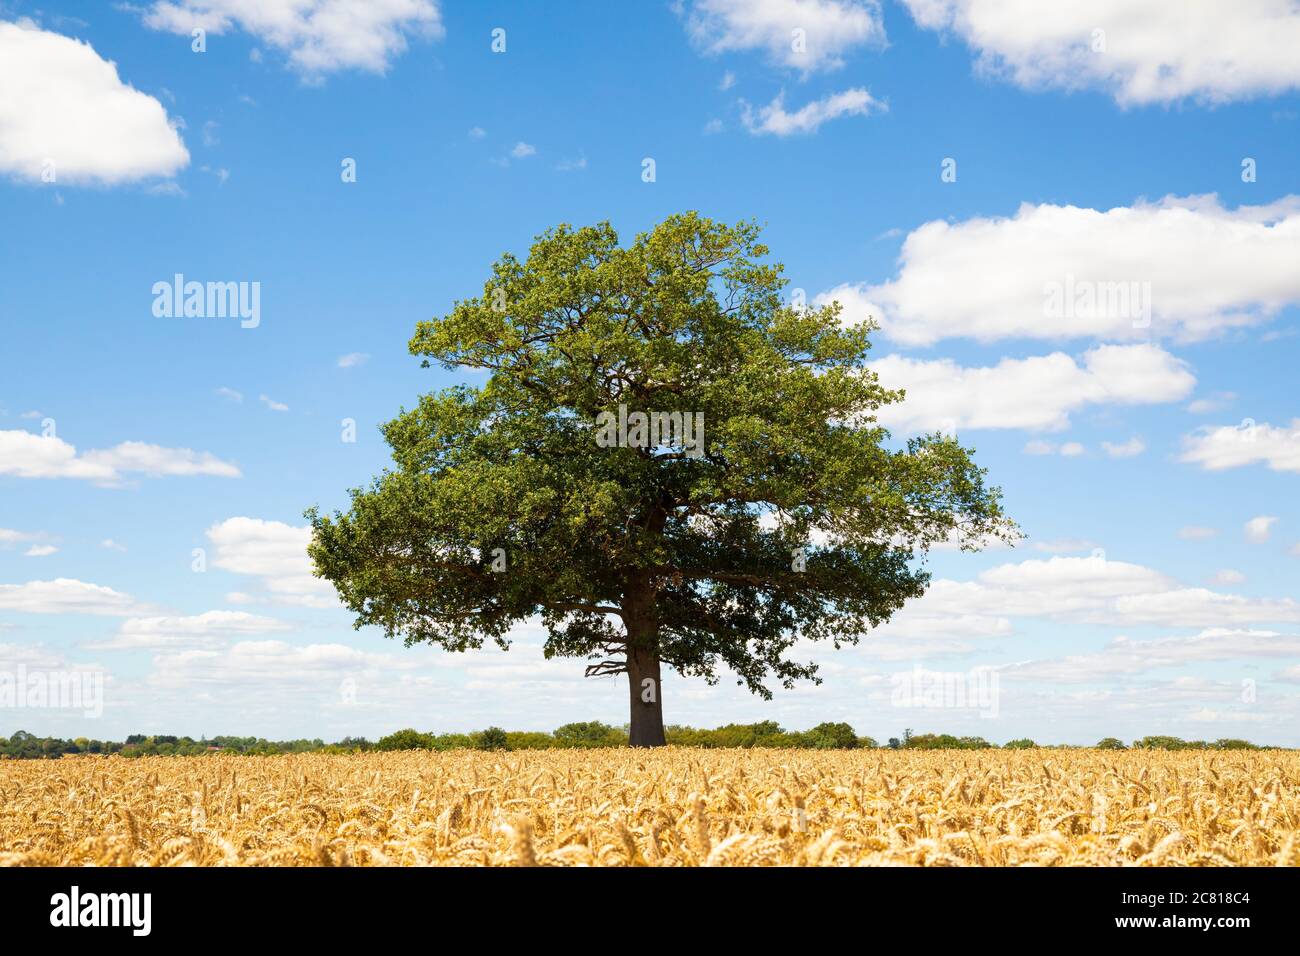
[626,642,666,747]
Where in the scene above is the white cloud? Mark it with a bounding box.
[0,529,40,548]
[0,578,144,616]
[821,195,1300,346]
[1032,538,1095,554]
[0,19,189,185]
[1116,589,1300,628]
[1208,569,1246,586]
[719,70,736,90]
[681,0,885,72]
[1101,437,1145,458]
[510,141,536,159]
[87,610,293,650]
[0,641,80,670]
[928,528,1014,552]
[1244,515,1279,543]
[139,0,443,77]
[1180,420,1300,473]
[146,181,186,198]
[1178,526,1217,541]
[206,517,337,608]
[259,394,289,412]
[1059,441,1085,457]
[917,555,1300,628]
[100,539,128,552]
[468,126,485,139]
[24,545,57,557]
[0,430,240,481]
[200,164,230,184]
[336,352,369,368]
[857,610,1012,660]
[901,0,1300,105]
[1187,392,1235,414]
[741,87,884,135]
[870,343,1193,432]
[146,640,422,689]
[215,386,243,402]
[1007,628,1300,682]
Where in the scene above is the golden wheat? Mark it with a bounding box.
[0,749,1296,866]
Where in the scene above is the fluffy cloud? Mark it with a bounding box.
[86,610,294,650]
[146,640,424,690]
[681,0,884,72]
[1031,538,1095,554]
[0,430,240,481]
[0,20,188,185]
[915,555,1300,628]
[0,579,145,616]
[1023,439,1083,457]
[139,0,443,77]
[1179,420,1300,473]
[1187,392,1236,414]
[870,343,1193,432]
[740,87,884,135]
[1112,589,1300,628]
[1101,437,1146,458]
[1209,569,1246,586]
[1244,516,1280,543]
[1006,628,1300,682]
[0,529,41,548]
[206,517,338,608]
[901,0,1300,105]
[822,195,1300,346]
[856,610,1012,660]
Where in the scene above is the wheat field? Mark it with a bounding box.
[0,749,1296,866]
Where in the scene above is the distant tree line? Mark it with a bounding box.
[0,725,1271,759]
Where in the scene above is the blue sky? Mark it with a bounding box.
[2,0,1299,744]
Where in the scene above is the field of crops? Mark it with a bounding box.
[1,749,1297,866]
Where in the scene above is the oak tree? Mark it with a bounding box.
[307,213,1014,746]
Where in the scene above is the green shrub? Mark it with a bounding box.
[905,733,992,750]
[374,728,435,751]
[553,721,622,747]
[473,726,509,751]
[798,722,859,750]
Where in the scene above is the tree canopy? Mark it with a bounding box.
[307,212,1016,745]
